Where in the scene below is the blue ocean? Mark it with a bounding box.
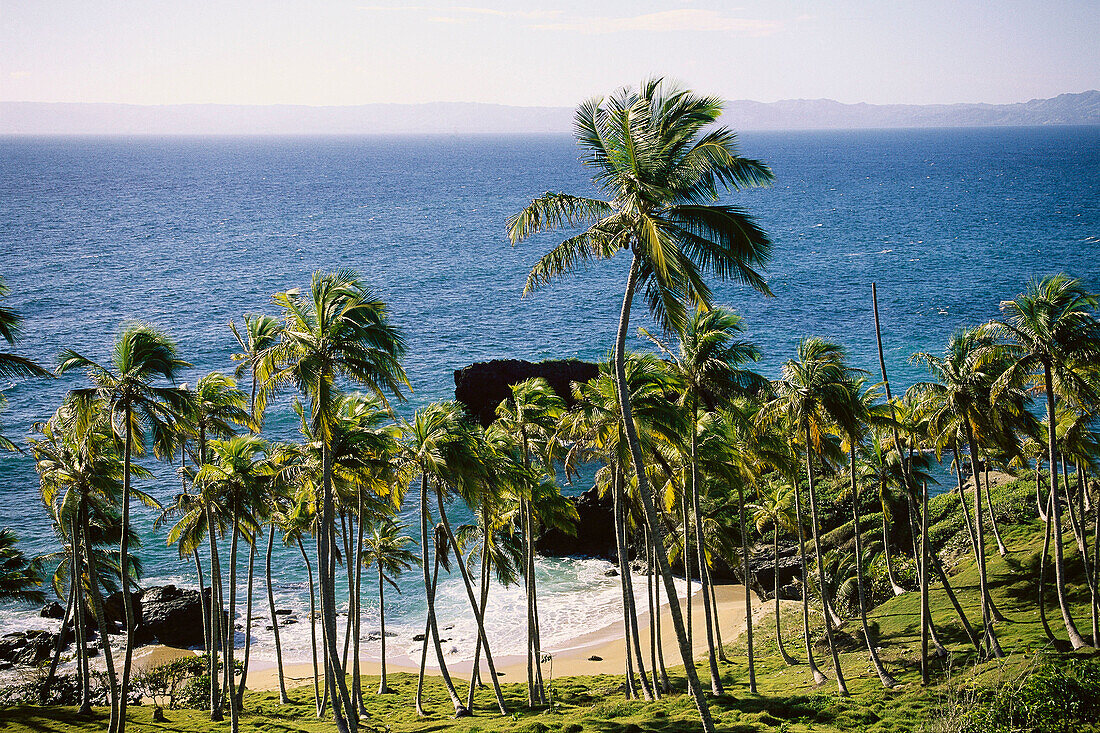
[0,127,1098,668]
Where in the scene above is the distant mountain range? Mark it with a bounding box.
[2,91,1097,135]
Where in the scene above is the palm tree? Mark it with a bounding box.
[0,529,44,603]
[361,517,419,694]
[910,328,1031,658]
[0,277,51,452]
[749,482,799,666]
[495,377,564,707]
[264,270,408,733]
[57,324,189,733]
[193,435,272,733]
[230,313,282,429]
[401,401,507,717]
[983,275,1100,649]
[509,79,773,732]
[643,306,767,692]
[839,379,898,688]
[762,338,856,696]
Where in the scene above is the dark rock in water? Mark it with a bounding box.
[587,655,602,662]
[537,484,614,559]
[104,589,143,629]
[412,633,426,642]
[604,568,619,577]
[0,630,56,665]
[275,609,293,616]
[40,602,64,619]
[454,359,598,428]
[141,585,218,648]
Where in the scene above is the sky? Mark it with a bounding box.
[1,0,1097,107]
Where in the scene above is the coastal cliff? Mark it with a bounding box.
[453,358,598,427]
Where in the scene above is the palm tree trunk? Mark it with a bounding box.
[614,466,653,700]
[116,407,135,733]
[1064,458,1088,555]
[706,561,727,663]
[850,445,896,688]
[417,477,467,717]
[964,423,1003,658]
[523,499,536,706]
[983,462,1008,556]
[265,526,290,703]
[227,524,241,733]
[921,479,931,683]
[298,538,321,715]
[792,476,826,685]
[739,485,754,693]
[611,464,637,699]
[378,563,391,694]
[414,547,441,716]
[436,490,510,715]
[774,526,796,665]
[1038,487,1056,642]
[952,447,980,558]
[1091,496,1099,646]
[193,550,209,665]
[1036,459,1047,521]
[236,535,257,709]
[1043,362,1089,649]
[880,497,905,596]
[691,397,724,695]
[320,442,357,732]
[206,506,224,721]
[653,529,670,693]
[613,254,715,733]
[466,517,491,710]
[529,509,548,706]
[352,502,366,715]
[683,489,693,654]
[82,504,118,731]
[49,533,75,706]
[804,428,847,696]
[645,525,660,699]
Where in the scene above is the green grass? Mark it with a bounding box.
[2,475,1098,732]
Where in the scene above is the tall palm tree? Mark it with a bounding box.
[749,482,799,666]
[264,270,408,733]
[495,377,564,707]
[509,79,773,732]
[762,338,857,696]
[910,328,1030,658]
[839,379,898,688]
[193,435,272,733]
[643,306,767,692]
[230,313,282,429]
[57,324,189,733]
[361,517,419,694]
[401,401,507,717]
[0,276,51,388]
[0,530,44,603]
[983,274,1100,649]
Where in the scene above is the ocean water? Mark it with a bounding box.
[0,127,1098,666]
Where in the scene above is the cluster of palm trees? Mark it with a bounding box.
[0,78,1097,733]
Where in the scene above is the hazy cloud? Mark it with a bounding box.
[532,9,782,36]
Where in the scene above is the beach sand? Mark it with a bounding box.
[162,582,780,692]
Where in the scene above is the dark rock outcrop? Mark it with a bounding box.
[0,630,57,665]
[454,359,599,427]
[536,485,615,559]
[141,585,212,648]
[39,602,64,619]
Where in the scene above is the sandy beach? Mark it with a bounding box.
[136,582,780,691]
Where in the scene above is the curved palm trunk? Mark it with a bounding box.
[265,526,290,703]
[227,525,241,733]
[466,516,492,710]
[1038,488,1056,642]
[773,526,797,665]
[804,428,847,696]
[1036,459,1047,522]
[320,443,357,732]
[45,583,72,701]
[236,535,257,709]
[352,504,367,715]
[1091,493,1099,647]
[644,525,660,699]
[879,493,905,597]
[377,563,392,694]
[297,538,321,715]
[738,485,754,693]
[435,491,509,715]
[682,491,693,655]
[613,255,715,733]
[618,489,653,700]
[82,505,119,730]
[1063,458,1087,555]
[414,547,441,716]
[523,500,537,706]
[984,462,1008,556]
[611,466,636,698]
[1044,363,1089,648]
[115,408,135,733]
[964,424,1003,658]
[652,529,670,693]
[417,477,467,717]
[206,506,225,720]
[690,400,724,695]
[706,561,727,663]
[952,447,979,558]
[850,446,896,687]
[792,477,826,684]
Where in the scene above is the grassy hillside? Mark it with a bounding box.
[2,474,1098,732]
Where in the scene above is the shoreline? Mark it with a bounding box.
[135,582,786,689]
